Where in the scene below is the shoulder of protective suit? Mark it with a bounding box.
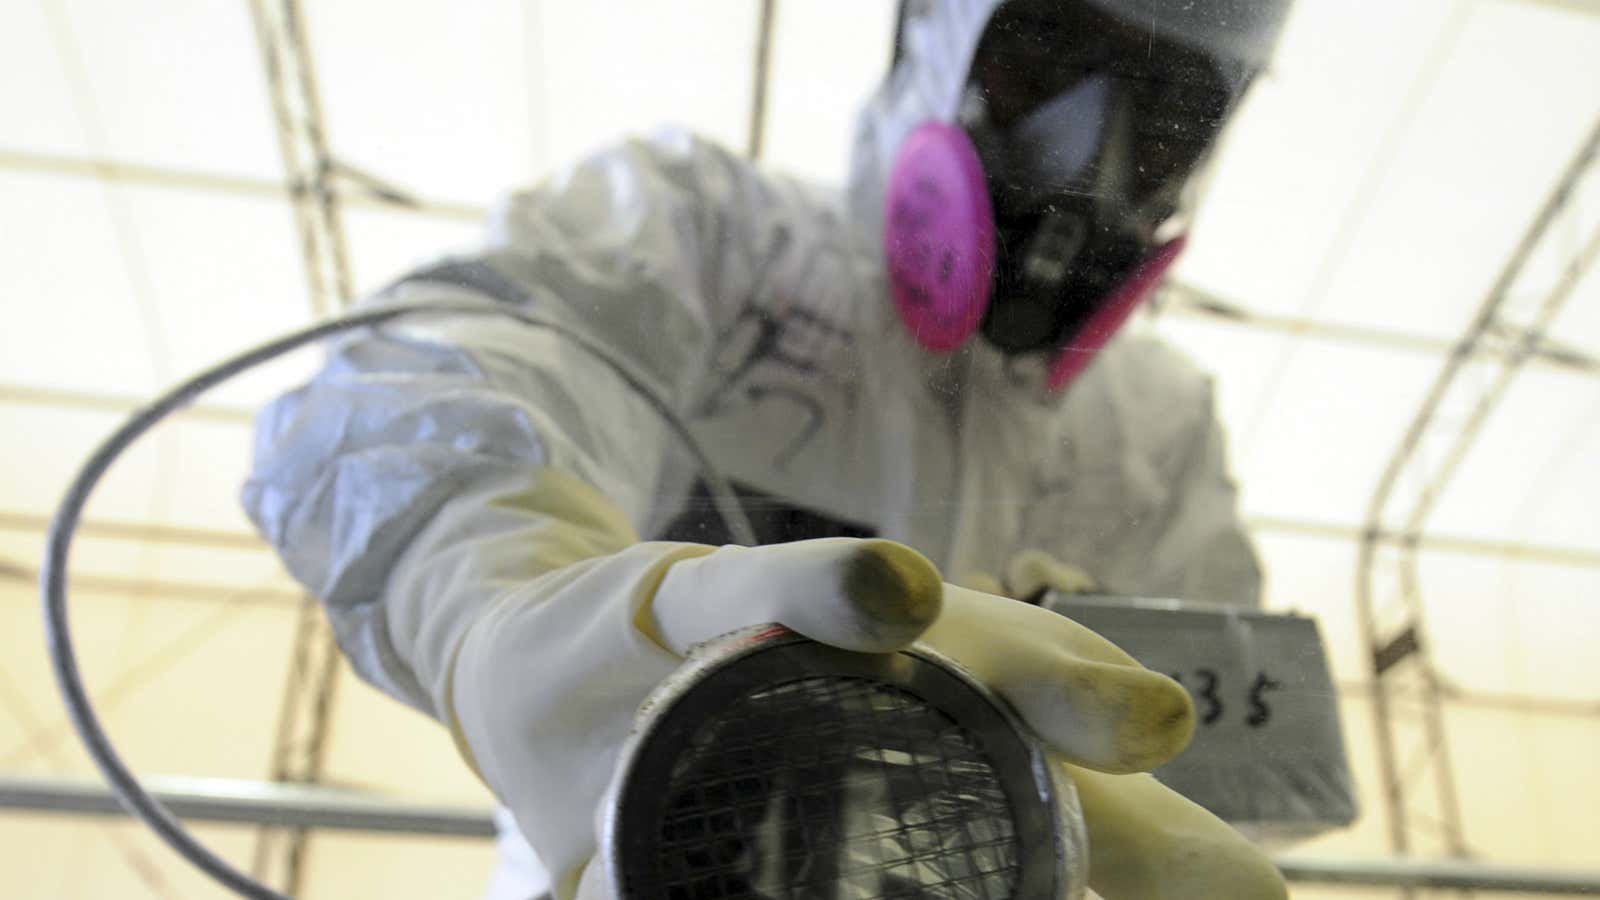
[1065,332,1222,467]
[482,124,842,280]
[487,126,716,235]
[1094,332,1215,402]
[488,125,804,230]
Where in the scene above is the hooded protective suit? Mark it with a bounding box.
[242,1,1278,897]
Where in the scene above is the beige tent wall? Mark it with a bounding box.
[2,0,1597,897]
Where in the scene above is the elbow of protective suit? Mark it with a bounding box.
[246,373,705,892]
[243,396,647,720]
[376,466,649,720]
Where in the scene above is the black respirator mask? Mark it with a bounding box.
[884,0,1252,389]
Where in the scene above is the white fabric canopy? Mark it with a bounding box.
[1,1,1596,895]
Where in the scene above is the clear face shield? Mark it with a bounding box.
[883,0,1263,389]
[961,0,1253,356]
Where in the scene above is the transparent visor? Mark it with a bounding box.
[960,0,1254,243]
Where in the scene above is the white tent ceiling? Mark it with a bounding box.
[1,0,1597,896]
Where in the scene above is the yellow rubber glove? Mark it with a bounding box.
[439,472,1282,899]
[956,548,1099,602]
[1008,547,1100,599]
[917,586,1285,898]
[1070,765,1288,899]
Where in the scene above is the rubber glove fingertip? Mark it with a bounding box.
[828,539,943,651]
[1036,664,1195,774]
[1109,670,1196,773]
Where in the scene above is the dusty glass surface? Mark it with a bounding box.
[2,1,1597,898]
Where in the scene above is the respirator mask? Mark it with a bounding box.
[884,0,1254,389]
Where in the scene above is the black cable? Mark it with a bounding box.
[42,300,756,899]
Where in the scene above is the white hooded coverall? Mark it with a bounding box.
[241,1,1261,895]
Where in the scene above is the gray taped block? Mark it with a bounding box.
[1042,594,1358,842]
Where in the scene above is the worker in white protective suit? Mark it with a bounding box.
[242,0,1294,897]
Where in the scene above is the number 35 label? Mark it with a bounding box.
[1039,593,1358,831]
[1167,669,1284,728]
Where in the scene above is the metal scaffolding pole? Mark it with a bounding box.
[1248,516,1600,569]
[250,596,343,891]
[1275,856,1600,895]
[0,776,495,838]
[1354,117,1600,896]
[1159,281,1600,376]
[245,0,358,889]
[250,0,354,320]
[0,511,263,550]
[746,0,778,161]
[0,556,300,606]
[0,148,486,221]
[6,777,1600,894]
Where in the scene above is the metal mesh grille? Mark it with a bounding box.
[638,675,1020,900]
